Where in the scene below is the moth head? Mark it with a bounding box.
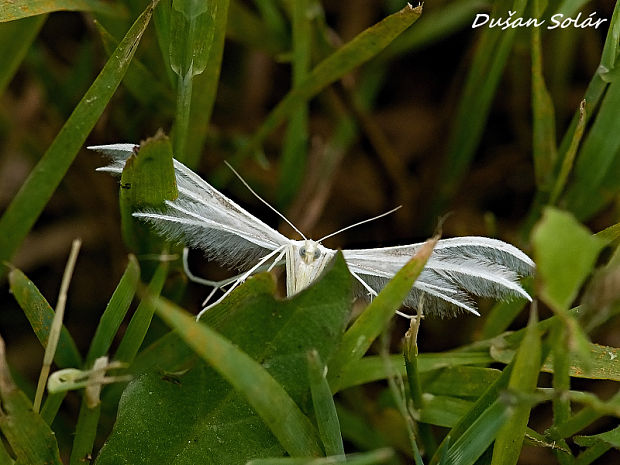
[299,240,321,264]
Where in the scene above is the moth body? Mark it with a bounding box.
[285,240,335,295]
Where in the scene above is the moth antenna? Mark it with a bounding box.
[318,205,402,243]
[224,161,307,240]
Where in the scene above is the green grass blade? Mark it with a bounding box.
[0,338,62,465]
[380,0,488,60]
[114,259,168,364]
[8,269,81,369]
[246,448,395,465]
[562,78,620,219]
[0,0,124,22]
[226,0,286,55]
[429,0,526,222]
[183,0,230,168]
[337,351,494,391]
[69,399,101,465]
[307,350,344,457]
[94,19,174,112]
[86,255,140,365]
[151,296,323,457]
[328,237,436,391]
[0,1,156,276]
[531,0,557,189]
[213,4,422,184]
[277,0,311,207]
[481,292,529,339]
[490,308,542,465]
[0,15,45,95]
[169,0,218,160]
[444,400,510,465]
[556,0,620,181]
[40,391,66,424]
[549,99,586,205]
[490,340,620,381]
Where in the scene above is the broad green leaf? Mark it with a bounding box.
[532,208,606,311]
[86,255,140,364]
[418,396,473,428]
[0,338,62,465]
[307,350,344,456]
[0,0,124,22]
[490,341,620,381]
[213,4,422,184]
[95,253,353,464]
[119,131,177,251]
[0,15,45,95]
[491,309,542,465]
[328,237,436,391]
[8,269,81,369]
[0,1,155,275]
[114,259,169,364]
[0,441,12,465]
[420,366,501,398]
[121,131,178,206]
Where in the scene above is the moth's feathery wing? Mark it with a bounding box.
[343,236,535,316]
[90,143,290,268]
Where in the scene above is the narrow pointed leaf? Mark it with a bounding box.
[86,255,140,364]
[0,338,62,465]
[328,237,437,391]
[8,269,81,368]
[0,15,45,95]
[491,309,542,465]
[307,350,344,456]
[0,0,124,22]
[0,1,155,274]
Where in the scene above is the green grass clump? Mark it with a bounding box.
[1,1,619,464]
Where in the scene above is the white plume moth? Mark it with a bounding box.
[92,143,534,320]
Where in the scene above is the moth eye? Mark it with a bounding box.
[314,250,320,259]
[299,247,306,257]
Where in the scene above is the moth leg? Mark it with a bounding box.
[351,271,414,319]
[183,248,221,286]
[196,245,287,320]
[350,271,378,300]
